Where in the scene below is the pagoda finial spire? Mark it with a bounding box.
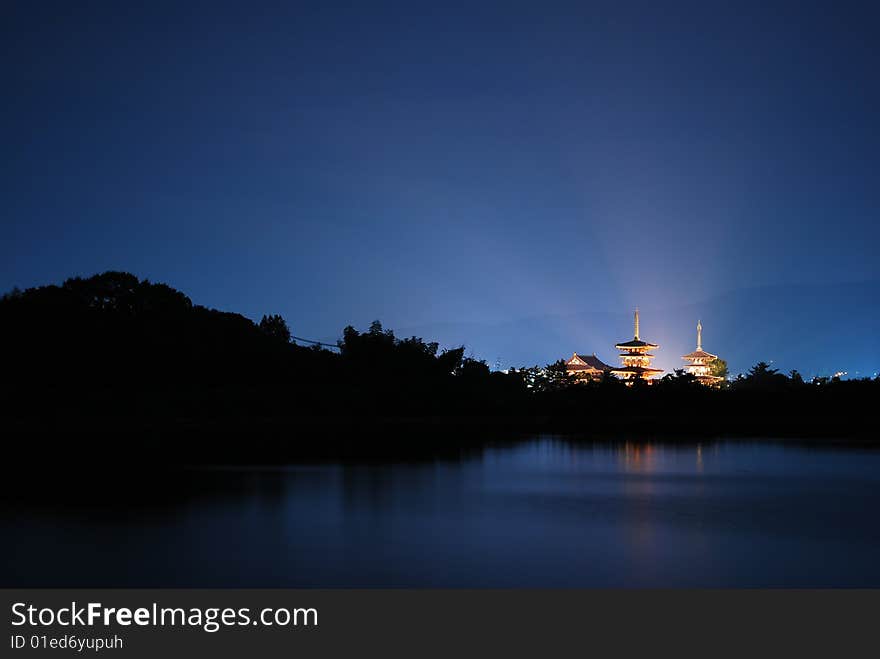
[697,320,702,351]
[634,308,640,340]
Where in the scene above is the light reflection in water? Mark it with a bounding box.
[614,442,706,475]
[618,442,658,473]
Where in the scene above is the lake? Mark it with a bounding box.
[3,438,880,587]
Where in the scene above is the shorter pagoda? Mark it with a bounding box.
[611,308,663,383]
[681,321,723,386]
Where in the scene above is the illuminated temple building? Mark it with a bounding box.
[611,308,663,382]
[564,352,612,381]
[681,321,723,386]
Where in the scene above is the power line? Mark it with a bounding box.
[292,335,341,350]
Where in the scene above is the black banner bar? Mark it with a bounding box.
[3,589,876,657]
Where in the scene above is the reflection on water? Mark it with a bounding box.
[2,438,880,587]
[619,442,658,473]
[615,441,709,475]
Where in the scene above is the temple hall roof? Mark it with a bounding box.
[567,353,612,371]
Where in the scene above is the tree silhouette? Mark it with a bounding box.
[736,361,788,390]
[456,357,491,380]
[658,369,700,390]
[259,314,291,344]
[544,359,574,391]
[748,361,778,378]
[709,357,729,379]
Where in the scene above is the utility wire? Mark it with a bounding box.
[291,335,341,350]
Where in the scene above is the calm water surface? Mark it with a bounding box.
[4,438,880,587]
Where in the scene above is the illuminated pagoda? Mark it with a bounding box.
[681,320,723,386]
[611,308,663,383]
[565,353,612,381]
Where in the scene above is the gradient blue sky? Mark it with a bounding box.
[3,1,879,371]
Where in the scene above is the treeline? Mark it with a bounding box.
[0,272,876,461]
[0,272,523,427]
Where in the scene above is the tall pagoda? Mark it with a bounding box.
[681,321,723,386]
[611,308,663,382]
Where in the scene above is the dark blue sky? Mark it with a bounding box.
[3,1,879,374]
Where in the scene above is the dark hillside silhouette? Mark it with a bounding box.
[1,272,877,472]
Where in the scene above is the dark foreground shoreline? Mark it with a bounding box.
[2,411,874,470]
[1,415,874,516]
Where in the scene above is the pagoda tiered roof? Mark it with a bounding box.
[682,348,717,360]
[611,365,664,376]
[615,339,659,350]
[681,321,724,386]
[612,308,663,381]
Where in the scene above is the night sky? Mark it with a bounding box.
[3,1,879,376]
